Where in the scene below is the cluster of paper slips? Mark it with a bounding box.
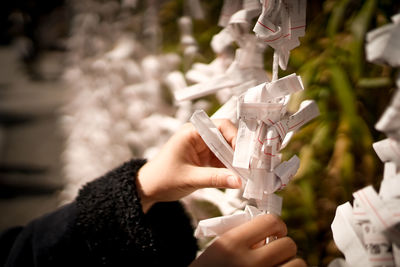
[330,14,400,267]
[166,0,321,239]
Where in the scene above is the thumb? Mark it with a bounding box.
[188,166,242,189]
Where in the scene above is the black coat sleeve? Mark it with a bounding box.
[0,159,198,267]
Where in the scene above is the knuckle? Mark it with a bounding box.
[283,237,298,255]
[260,213,279,226]
[219,119,231,127]
[291,258,307,267]
[175,123,194,141]
[213,118,226,125]
[215,119,235,132]
[181,122,192,133]
[210,173,222,187]
[284,258,307,267]
[220,230,236,244]
[220,229,242,247]
[184,122,194,129]
[185,123,197,136]
[214,238,244,266]
[263,214,287,236]
[265,213,280,225]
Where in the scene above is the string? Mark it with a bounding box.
[272,50,279,82]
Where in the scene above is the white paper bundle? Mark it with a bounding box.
[253,0,307,70]
[174,44,268,102]
[331,13,400,266]
[375,88,400,141]
[189,0,319,241]
[366,15,400,67]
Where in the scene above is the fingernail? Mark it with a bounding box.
[227,175,241,188]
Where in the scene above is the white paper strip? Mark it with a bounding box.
[375,106,400,140]
[210,96,239,122]
[243,169,272,200]
[274,155,300,187]
[187,0,204,20]
[238,95,286,123]
[185,54,233,84]
[383,162,397,180]
[164,71,187,92]
[218,0,242,27]
[255,193,282,215]
[195,211,250,238]
[211,28,235,54]
[331,202,372,267]
[366,21,400,67]
[253,0,282,39]
[287,100,320,131]
[265,73,304,98]
[190,110,249,181]
[175,48,267,101]
[373,138,400,167]
[188,188,244,216]
[233,119,258,169]
[353,186,400,243]
[379,176,400,200]
[361,221,395,266]
[243,0,261,12]
[253,0,307,70]
[195,204,264,238]
[328,258,351,267]
[353,198,369,223]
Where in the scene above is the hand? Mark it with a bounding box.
[137,119,242,212]
[190,214,307,267]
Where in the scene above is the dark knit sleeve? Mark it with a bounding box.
[0,159,198,267]
[75,159,198,266]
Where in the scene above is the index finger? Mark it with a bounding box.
[213,119,238,149]
[224,214,288,248]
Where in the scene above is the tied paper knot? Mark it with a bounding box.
[253,0,306,70]
[186,0,316,243]
[195,198,282,238]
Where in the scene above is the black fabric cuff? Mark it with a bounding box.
[76,159,157,265]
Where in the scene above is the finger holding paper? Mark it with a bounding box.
[137,119,242,213]
[191,214,305,267]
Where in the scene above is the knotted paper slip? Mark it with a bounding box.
[187,0,319,239]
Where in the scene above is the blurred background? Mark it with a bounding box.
[0,0,399,266]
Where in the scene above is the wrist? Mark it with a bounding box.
[136,162,156,213]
